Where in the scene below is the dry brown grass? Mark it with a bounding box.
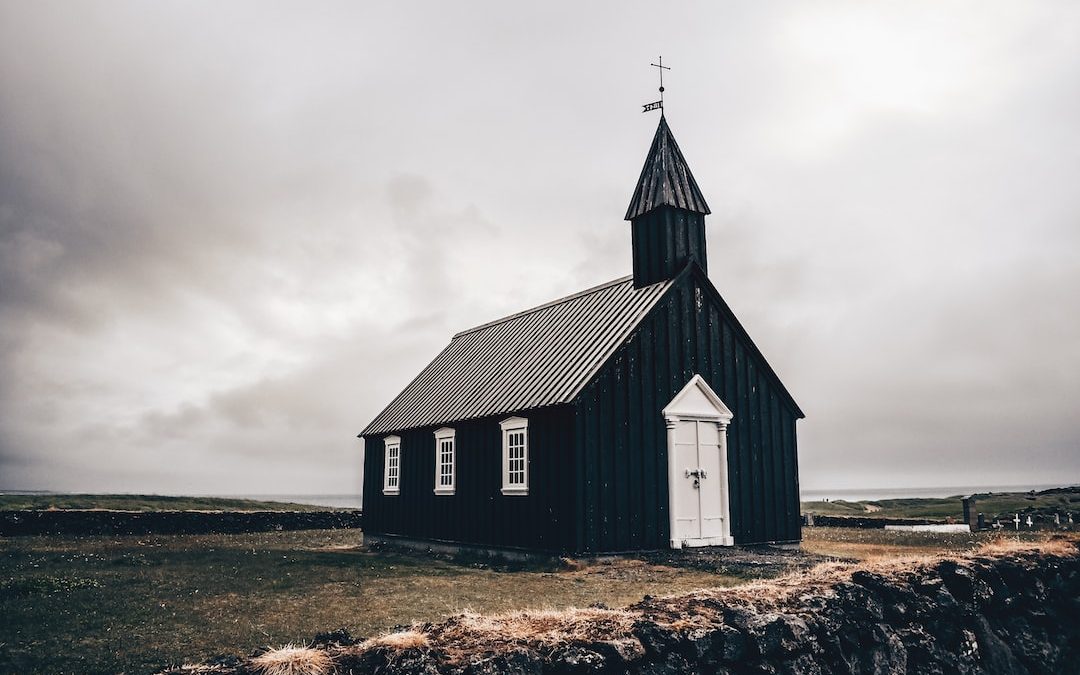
[362,606,640,665]
[446,607,635,645]
[249,645,333,675]
[359,630,431,651]
[974,535,1077,557]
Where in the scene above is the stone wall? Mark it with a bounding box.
[0,509,363,536]
[803,514,939,528]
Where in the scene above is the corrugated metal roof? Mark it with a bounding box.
[624,115,711,220]
[361,276,672,436]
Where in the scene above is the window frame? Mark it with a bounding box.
[500,417,529,496]
[382,435,401,495]
[433,427,456,495]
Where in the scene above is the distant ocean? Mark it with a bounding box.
[800,483,1073,503]
[232,494,364,509]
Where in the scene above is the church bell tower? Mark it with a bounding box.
[625,115,711,288]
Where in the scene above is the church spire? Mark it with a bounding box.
[625,115,711,221]
[626,116,711,288]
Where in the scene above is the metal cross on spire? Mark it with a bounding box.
[642,56,669,114]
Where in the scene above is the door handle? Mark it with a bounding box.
[685,468,708,479]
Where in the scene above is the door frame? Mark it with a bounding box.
[663,374,735,549]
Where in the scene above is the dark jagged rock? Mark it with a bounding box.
[677,626,721,665]
[938,560,978,603]
[633,620,679,658]
[831,581,885,622]
[586,638,645,667]
[745,613,808,657]
[638,652,695,675]
[718,624,748,663]
[463,649,542,674]
[546,645,607,674]
[312,627,357,647]
[782,653,824,675]
[970,616,1030,675]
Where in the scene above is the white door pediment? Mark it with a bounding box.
[663,374,733,422]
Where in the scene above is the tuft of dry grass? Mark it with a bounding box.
[419,607,637,664]
[975,536,1077,557]
[449,606,635,644]
[360,629,431,651]
[249,645,333,675]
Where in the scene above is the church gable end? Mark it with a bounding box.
[571,264,802,551]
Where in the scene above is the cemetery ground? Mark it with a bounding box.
[1,526,1072,675]
[801,485,1080,522]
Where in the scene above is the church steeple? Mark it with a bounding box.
[625,115,711,288]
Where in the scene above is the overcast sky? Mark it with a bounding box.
[2,1,1078,497]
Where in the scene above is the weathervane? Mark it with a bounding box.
[642,56,669,113]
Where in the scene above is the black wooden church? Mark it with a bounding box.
[360,115,804,553]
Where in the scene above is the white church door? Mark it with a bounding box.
[663,375,735,549]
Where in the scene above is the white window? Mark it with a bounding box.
[433,427,455,495]
[500,417,528,495]
[382,435,401,495]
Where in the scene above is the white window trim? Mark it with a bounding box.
[500,416,529,496]
[382,435,401,496]
[433,427,456,495]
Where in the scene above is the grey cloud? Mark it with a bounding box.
[1,1,1078,495]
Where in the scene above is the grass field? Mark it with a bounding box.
[0,494,337,512]
[2,526,1072,674]
[1,490,1074,673]
[801,487,1080,520]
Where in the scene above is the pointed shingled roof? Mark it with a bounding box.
[624,115,711,220]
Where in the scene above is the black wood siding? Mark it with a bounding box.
[573,266,802,551]
[361,405,576,552]
[631,206,708,288]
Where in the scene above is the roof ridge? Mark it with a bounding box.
[453,275,634,338]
